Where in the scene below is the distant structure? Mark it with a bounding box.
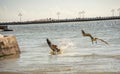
[18,13,22,22]
[82,11,85,18]
[111,9,115,16]
[0,16,120,25]
[78,11,82,18]
[117,8,120,16]
[78,11,85,18]
[57,12,60,20]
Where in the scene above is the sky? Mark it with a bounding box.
[0,0,120,22]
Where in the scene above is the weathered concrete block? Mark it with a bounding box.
[0,36,20,57]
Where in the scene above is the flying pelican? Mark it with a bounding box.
[81,30,109,45]
[46,38,62,55]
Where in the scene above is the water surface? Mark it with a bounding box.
[0,20,120,73]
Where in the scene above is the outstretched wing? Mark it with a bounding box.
[46,38,60,52]
[46,38,55,51]
[97,38,109,45]
[81,30,94,39]
[46,38,52,47]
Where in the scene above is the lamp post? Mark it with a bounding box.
[117,8,120,16]
[111,9,115,16]
[57,12,60,20]
[18,13,22,22]
[82,11,85,18]
[79,11,82,18]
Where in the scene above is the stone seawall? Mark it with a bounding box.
[0,36,20,58]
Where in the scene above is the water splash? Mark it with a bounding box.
[58,38,74,50]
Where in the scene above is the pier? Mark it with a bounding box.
[0,16,120,25]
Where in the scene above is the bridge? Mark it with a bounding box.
[0,16,120,25]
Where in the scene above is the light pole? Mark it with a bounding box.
[18,13,22,22]
[82,11,85,18]
[78,11,82,18]
[111,9,115,16]
[57,12,60,20]
[117,8,120,16]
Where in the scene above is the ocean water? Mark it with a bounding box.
[0,20,120,73]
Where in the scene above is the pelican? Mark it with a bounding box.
[81,30,109,45]
[46,38,62,55]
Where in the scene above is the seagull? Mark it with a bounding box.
[46,38,61,54]
[81,30,109,45]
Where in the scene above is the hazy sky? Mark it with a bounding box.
[0,0,120,22]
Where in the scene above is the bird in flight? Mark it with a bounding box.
[81,30,109,45]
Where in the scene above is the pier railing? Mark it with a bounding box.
[0,16,120,25]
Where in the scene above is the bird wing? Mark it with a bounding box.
[81,30,94,39]
[46,38,52,47]
[97,38,109,45]
[46,38,56,51]
[46,38,60,52]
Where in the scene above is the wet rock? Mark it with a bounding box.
[0,36,20,58]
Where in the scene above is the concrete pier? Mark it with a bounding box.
[0,36,20,59]
[0,16,120,25]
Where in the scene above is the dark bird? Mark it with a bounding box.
[81,30,109,45]
[46,38,60,52]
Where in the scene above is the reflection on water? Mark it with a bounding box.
[0,54,20,60]
[0,20,120,73]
